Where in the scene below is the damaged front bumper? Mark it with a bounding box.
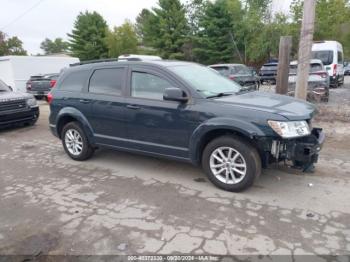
[259,128,325,171]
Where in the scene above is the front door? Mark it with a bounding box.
[124,67,192,159]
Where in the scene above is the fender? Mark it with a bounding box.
[55,107,96,144]
[189,117,271,164]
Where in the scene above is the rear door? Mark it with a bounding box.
[87,66,128,146]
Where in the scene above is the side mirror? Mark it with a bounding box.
[163,87,188,103]
[8,86,13,92]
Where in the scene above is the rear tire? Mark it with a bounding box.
[201,136,261,192]
[61,122,94,161]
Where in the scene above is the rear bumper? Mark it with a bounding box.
[259,75,276,81]
[0,106,39,127]
[27,90,50,96]
[288,82,329,101]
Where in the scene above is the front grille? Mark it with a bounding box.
[0,109,37,125]
[0,99,27,112]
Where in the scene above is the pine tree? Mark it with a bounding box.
[68,11,108,61]
[138,0,189,59]
[193,0,236,64]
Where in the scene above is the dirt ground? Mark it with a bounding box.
[0,80,349,259]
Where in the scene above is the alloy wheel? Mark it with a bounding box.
[64,129,83,156]
[209,146,247,184]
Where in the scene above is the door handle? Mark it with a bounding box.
[79,99,91,104]
[126,104,140,110]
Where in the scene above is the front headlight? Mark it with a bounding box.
[26,97,37,107]
[268,120,311,138]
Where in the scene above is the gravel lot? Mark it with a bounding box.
[0,81,350,258]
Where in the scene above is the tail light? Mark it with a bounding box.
[50,79,57,88]
[333,64,337,76]
[26,81,32,90]
[47,92,53,104]
[228,75,235,80]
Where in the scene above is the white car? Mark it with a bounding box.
[288,59,330,102]
[118,54,162,61]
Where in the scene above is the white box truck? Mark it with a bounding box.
[0,56,80,92]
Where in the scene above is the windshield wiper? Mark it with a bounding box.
[206,92,236,99]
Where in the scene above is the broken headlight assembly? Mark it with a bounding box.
[268,120,311,139]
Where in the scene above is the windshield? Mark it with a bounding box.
[0,79,11,92]
[169,64,241,97]
[289,63,323,74]
[312,51,333,65]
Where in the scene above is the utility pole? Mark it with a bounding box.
[295,0,316,100]
[276,36,292,95]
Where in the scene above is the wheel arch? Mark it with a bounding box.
[189,118,266,165]
[55,107,95,143]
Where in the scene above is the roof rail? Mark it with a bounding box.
[70,58,119,67]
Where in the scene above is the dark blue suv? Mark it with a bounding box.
[49,60,325,192]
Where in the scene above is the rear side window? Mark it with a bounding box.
[232,65,250,74]
[310,63,323,72]
[89,68,124,95]
[60,70,89,92]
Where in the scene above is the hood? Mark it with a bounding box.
[0,91,32,102]
[215,91,317,121]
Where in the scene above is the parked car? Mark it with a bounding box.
[312,41,344,88]
[288,59,330,102]
[209,64,259,91]
[259,62,278,84]
[344,62,350,76]
[0,79,39,128]
[48,60,325,192]
[26,73,59,99]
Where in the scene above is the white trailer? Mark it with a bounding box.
[0,55,79,92]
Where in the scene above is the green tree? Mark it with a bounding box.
[68,11,109,60]
[135,9,154,45]
[137,0,189,59]
[106,20,138,58]
[40,38,69,54]
[0,32,27,56]
[291,0,350,58]
[193,0,238,64]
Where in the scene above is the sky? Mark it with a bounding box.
[0,0,292,55]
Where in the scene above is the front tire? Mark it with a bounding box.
[61,122,94,161]
[202,136,261,192]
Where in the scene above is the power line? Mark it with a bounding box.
[1,0,46,31]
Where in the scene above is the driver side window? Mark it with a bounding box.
[131,72,173,100]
